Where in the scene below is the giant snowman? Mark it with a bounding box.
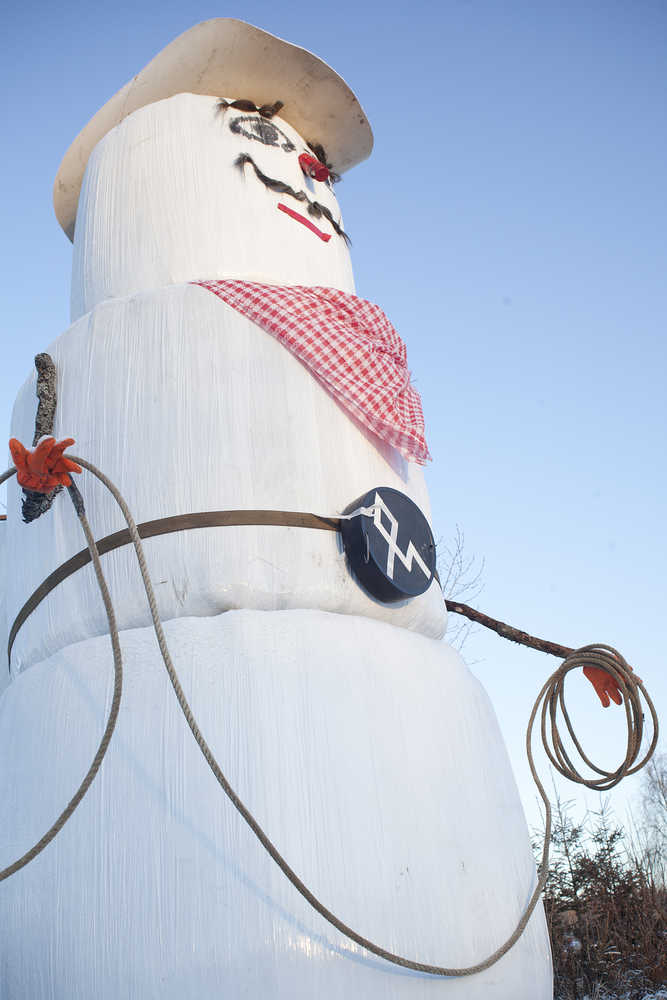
[0,20,552,999]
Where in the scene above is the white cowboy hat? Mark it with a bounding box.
[53,18,373,240]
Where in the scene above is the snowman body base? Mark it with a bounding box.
[0,609,552,998]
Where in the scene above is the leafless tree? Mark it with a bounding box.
[639,751,667,885]
[436,525,484,651]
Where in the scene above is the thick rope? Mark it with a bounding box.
[0,469,123,882]
[38,456,655,976]
[0,460,658,972]
[536,645,657,790]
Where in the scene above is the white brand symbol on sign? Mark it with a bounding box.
[371,492,432,582]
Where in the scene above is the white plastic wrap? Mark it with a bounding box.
[0,522,6,701]
[7,283,445,673]
[0,610,552,998]
[70,95,355,321]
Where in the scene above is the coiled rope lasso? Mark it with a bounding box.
[0,457,659,976]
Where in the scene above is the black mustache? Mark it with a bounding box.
[235,153,351,245]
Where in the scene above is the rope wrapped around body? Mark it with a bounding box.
[0,442,659,977]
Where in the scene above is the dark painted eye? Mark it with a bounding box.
[229,115,296,152]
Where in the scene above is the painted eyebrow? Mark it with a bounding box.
[217,98,284,118]
[235,153,351,245]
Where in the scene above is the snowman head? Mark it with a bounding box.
[69,91,359,318]
[59,20,372,318]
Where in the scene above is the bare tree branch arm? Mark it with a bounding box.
[444,600,574,660]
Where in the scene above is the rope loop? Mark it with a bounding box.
[535,644,658,793]
[0,458,659,978]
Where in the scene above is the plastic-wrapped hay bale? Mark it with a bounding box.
[0,612,551,998]
[6,277,445,672]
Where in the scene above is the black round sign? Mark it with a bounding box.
[340,487,436,603]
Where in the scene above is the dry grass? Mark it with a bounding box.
[535,797,666,999]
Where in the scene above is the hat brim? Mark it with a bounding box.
[53,18,373,241]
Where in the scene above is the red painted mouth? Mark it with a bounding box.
[277,202,331,242]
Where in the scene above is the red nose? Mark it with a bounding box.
[298,153,330,182]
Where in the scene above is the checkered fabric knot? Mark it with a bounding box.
[194,280,430,464]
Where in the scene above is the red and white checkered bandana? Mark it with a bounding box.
[194,280,431,464]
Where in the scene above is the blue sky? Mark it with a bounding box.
[2,1,665,835]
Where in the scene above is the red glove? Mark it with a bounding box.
[583,664,640,708]
[9,437,82,492]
